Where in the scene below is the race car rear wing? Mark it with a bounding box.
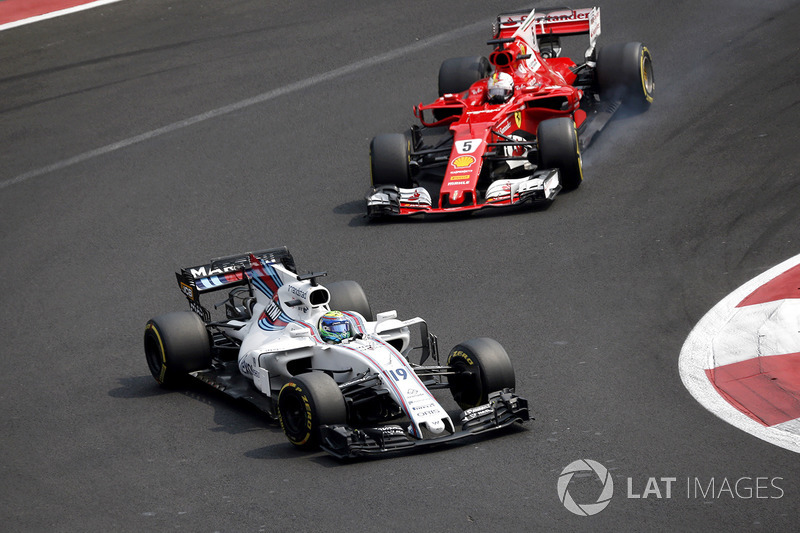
[495,7,600,38]
[175,247,296,320]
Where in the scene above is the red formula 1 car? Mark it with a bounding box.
[366,6,653,218]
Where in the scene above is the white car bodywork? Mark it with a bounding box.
[159,247,528,457]
[196,254,454,438]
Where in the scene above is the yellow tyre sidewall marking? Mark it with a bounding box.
[640,47,654,103]
[146,323,168,384]
[278,382,313,446]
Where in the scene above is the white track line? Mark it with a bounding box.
[0,19,487,190]
[679,253,800,453]
[0,0,125,32]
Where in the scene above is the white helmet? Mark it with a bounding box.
[487,72,514,104]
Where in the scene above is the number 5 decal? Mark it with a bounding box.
[455,139,481,154]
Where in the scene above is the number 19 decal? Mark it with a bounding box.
[388,369,408,381]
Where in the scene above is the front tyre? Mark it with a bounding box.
[537,117,583,191]
[370,133,412,189]
[144,311,212,387]
[278,372,347,450]
[447,337,516,410]
[597,42,654,111]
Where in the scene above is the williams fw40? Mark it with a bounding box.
[144,247,529,458]
[366,6,654,218]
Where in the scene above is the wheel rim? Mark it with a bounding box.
[281,394,305,434]
[449,360,482,408]
[640,48,654,101]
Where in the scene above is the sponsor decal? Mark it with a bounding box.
[410,401,436,410]
[188,301,209,321]
[239,361,256,376]
[451,155,476,169]
[264,299,282,322]
[378,425,406,436]
[514,111,522,128]
[448,180,470,186]
[466,109,497,116]
[449,350,474,365]
[180,282,194,299]
[189,264,243,279]
[462,405,493,422]
[538,9,590,23]
[288,285,307,300]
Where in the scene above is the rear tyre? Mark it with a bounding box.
[144,311,212,387]
[278,372,347,450]
[537,117,583,191]
[370,133,412,188]
[447,337,516,410]
[597,42,654,111]
[326,280,374,321]
[438,56,490,96]
[436,56,490,120]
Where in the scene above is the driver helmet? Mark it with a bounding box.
[487,72,514,104]
[319,311,352,343]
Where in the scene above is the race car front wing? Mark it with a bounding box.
[365,169,560,218]
[319,389,530,459]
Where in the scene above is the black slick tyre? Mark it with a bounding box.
[597,41,654,111]
[537,117,583,191]
[326,280,374,321]
[370,133,412,188]
[277,372,347,450]
[447,337,515,410]
[435,56,490,120]
[144,311,212,387]
[438,56,490,96]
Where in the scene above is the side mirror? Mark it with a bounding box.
[376,310,398,323]
[288,323,312,338]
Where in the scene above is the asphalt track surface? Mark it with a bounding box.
[2,1,799,531]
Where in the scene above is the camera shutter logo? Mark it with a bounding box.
[557,459,614,516]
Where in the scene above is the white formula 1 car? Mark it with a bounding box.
[144,247,529,458]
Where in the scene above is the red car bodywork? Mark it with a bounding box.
[368,7,607,217]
